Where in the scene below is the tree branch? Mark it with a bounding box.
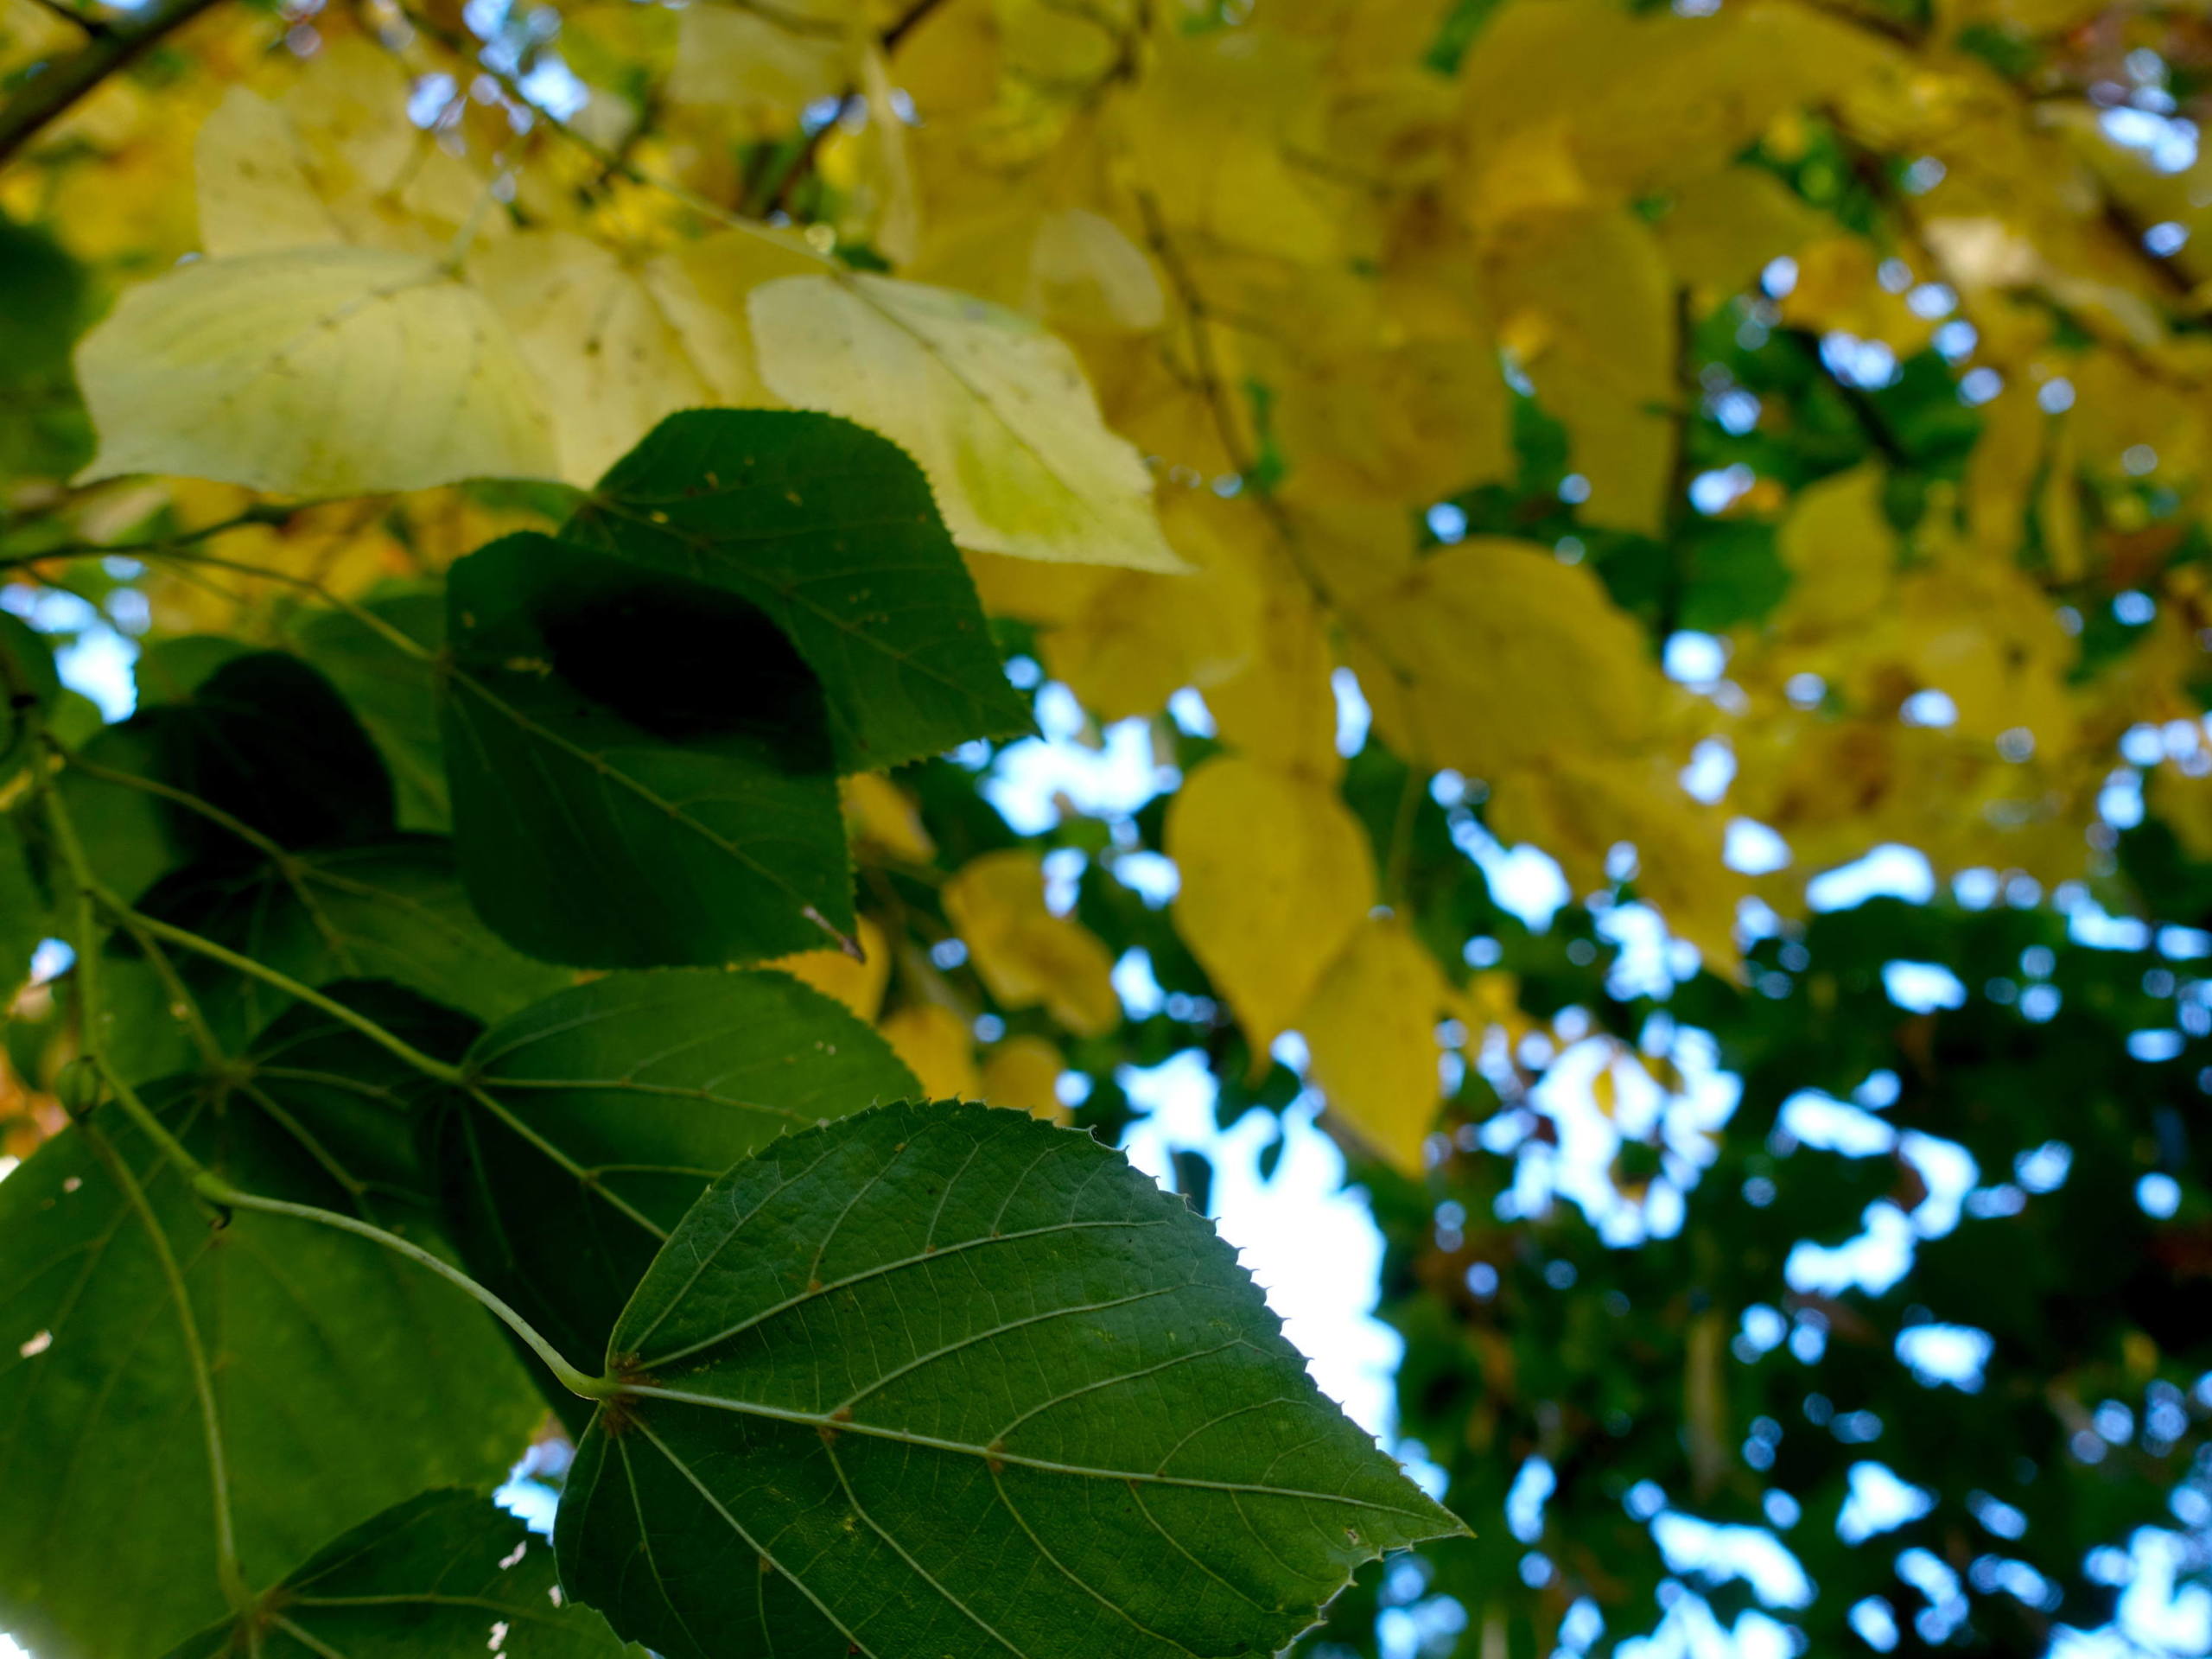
[0,0,228,167]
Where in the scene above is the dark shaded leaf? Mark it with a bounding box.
[99,838,569,1084]
[291,594,449,832]
[440,533,850,968]
[162,1489,628,1659]
[568,410,1030,772]
[438,968,917,1395]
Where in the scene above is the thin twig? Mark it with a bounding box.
[0,0,229,166]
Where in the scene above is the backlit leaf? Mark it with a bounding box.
[748,273,1185,571]
[1166,756,1375,1055]
[1300,916,1452,1175]
[554,1102,1465,1659]
[75,247,556,496]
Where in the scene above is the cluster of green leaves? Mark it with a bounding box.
[0,410,1462,1659]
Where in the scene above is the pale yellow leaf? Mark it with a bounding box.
[470,230,721,484]
[980,1034,1071,1123]
[636,225,823,404]
[75,246,557,496]
[1038,491,1262,721]
[194,38,490,257]
[749,272,1184,569]
[767,915,893,1021]
[1166,756,1375,1055]
[856,44,920,268]
[1346,537,1658,779]
[942,849,1121,1037]
[880,1003,980,1101]
[1300,915,1450,1176]
[917,207,1166,337]
[1030,209,1166,334]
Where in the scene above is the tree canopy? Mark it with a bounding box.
[2,0,2211,1656]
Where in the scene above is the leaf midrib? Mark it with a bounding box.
[619,1384,1446,1522]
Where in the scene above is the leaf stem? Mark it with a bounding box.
[195,1177,619,1401]
[111,904,470,1086]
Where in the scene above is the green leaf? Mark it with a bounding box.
[566,410,1031,771]
[0,1080,541,1659]
[245,980,480,1211]
[554,1101,1465,1659]
[438,968,918,1396]
[98,838,569,1084]
[132,635,256,706]
[440,532,852,968]
[291,594,451,832]
[0,814,45,999]
[162,1488,630,1659]
[59,651,396,904]
[0,613,60,779]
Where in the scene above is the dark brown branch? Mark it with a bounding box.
[757,0,950,218]
[0,0,226,166]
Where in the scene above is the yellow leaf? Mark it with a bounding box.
[1489,754,1742,974]
[2039,417,2084,583]
[1492,209,1676,534]
[194,38,491,257]
[1777,464,1895,629]
[942,849,1121,1036]
[768,915,893,1021]
[1656,167,1825,299]
[1119,26,1341,264]
[1205,564,1342,783]
[1030,209,1166,334]
[880,1003,980,1101]
[636,225,824,404]
[1037,491,1262,721]
[667,1,847,115]
[75,246,556,496]
[979,1034,1071,1123]
[1345,537,1658,779]
[1300,915,1449,1175]
[1964,385,2044,561]
[1166,756,1375,1055]
[1,0,79,77]
[842,773,936,863]
[470,230,723,484]
[917,207,1166,337]
[748,272,1184,569]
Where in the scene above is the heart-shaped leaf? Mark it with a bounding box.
[555,1101,1465,1659]
[438,969,918,1402]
